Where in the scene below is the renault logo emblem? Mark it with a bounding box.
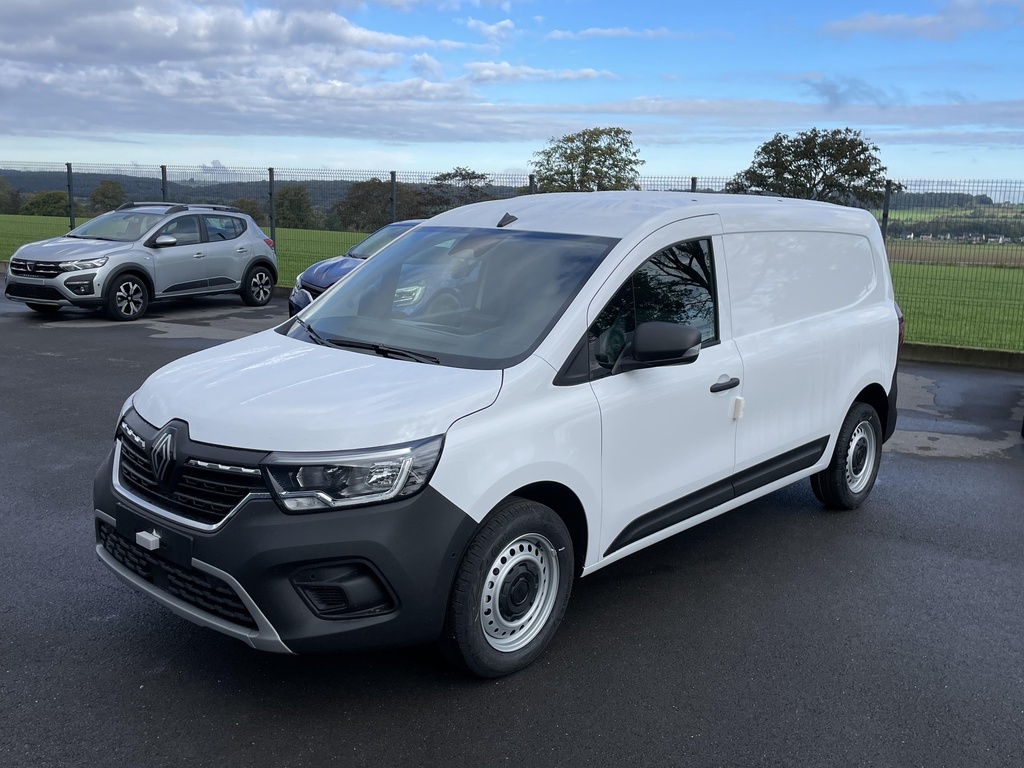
[150,426,177,487]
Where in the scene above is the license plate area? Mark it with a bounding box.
[115,502,194,568]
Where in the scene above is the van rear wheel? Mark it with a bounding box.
[811,402,882,509]
[441,497,573,678]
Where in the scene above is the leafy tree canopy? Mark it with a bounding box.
[0,177,21,214]
[20,190,85,217]
[532,127,645,192]
[725,127,897,207]
[89,180,126,212]
[274,185,323,229]
[231,197,266,225]
[331,178,427,233]
[424,166,494,215]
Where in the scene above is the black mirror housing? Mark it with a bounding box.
[613,322,702,373]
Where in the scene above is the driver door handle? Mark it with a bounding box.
[710,377,740,393]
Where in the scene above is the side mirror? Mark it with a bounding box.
[613,322,702,374]
[152,235,178,248]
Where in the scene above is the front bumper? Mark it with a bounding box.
[288,285,315,316]
[93,448,478,654]
[5,272,105,308]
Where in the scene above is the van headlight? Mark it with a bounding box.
[264,436,443,513]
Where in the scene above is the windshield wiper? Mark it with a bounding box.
[294,317,329,347]
[294,318,439,363]
[321,336,441,364]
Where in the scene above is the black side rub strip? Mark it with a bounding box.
[605,436,829,556]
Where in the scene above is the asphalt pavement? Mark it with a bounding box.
[1,295,1022,768]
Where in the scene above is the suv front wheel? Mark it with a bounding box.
[106,274,150,321]
[241,265,274,306]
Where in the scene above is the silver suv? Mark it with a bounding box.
[4,202,278,320]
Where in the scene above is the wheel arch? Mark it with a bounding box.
[105,266,154,297]
[502,482,588,577]
[246,258,278,285]
[854,382,890,439]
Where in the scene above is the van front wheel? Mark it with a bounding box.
[811,402,882,510]
[441,497,574,678]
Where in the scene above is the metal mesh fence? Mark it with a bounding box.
[1,162,1022,351]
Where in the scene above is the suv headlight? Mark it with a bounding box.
[393,284,425,307]
[264,436,443,513]
[59,256,109,272]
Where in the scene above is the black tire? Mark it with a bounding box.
[26,303,61,314]
[441,497,574,678]
[241,265,274,306]
[105,274,149,321]
[811,402,883,510]
[425,291,460,314]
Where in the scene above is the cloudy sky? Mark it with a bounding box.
[1,0,1021,178]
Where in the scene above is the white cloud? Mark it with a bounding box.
[463,61,615,82]
[464,17,516,44]
[546,26,672,41]
[823,0,1024,40]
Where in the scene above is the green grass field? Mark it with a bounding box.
[891,262,1024,351]
[2,214,1022,351]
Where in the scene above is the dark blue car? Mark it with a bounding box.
[288,220,422,316]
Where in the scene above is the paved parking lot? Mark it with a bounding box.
[2,296,1023,768]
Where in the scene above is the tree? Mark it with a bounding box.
[89,180,126,212]
[20,190,85,217]
[332,178,427,232]
[231,197,266,225]
[532,127,645,192]
[274,185,323,229]
[424,167,492,215]
[725,128,896,207]
[0,177,21,214]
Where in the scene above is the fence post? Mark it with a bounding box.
[528,174,537,194]
[268,168,276,247]
[691,177,697,192]
[880,180,892,241]
[66,163,76,230]
[390,171,398,222]
[161,166,168,202]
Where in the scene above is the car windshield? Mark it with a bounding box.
[348,222,418,259]
[69,210,166,242]
[286,225,618,370]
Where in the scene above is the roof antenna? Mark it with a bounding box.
[497,212,518,228]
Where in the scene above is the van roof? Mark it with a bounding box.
[427,191,878,240]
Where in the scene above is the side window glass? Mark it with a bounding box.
[204,215,244,241]
[635,239,718,343]
[585,237,717,381]
[158,215,201,246]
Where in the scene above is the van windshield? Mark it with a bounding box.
[285,225,618,370]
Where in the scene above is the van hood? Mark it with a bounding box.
[15,237,132,262]
[131,329,503,452]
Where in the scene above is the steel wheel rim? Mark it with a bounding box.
[251,271,271,303]
[479,533,559,653]
[845,420,877,494]
[115,281,144,316]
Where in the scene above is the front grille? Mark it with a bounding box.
[118,436,266,527]
[306,284,326,300]
[98,521,257,630]
[10,258,63,278]
[5,283,64,300]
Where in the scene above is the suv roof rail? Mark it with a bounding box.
[115,202,242,214]
[116,201,178,210]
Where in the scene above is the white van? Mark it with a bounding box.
[94,192,901,677]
